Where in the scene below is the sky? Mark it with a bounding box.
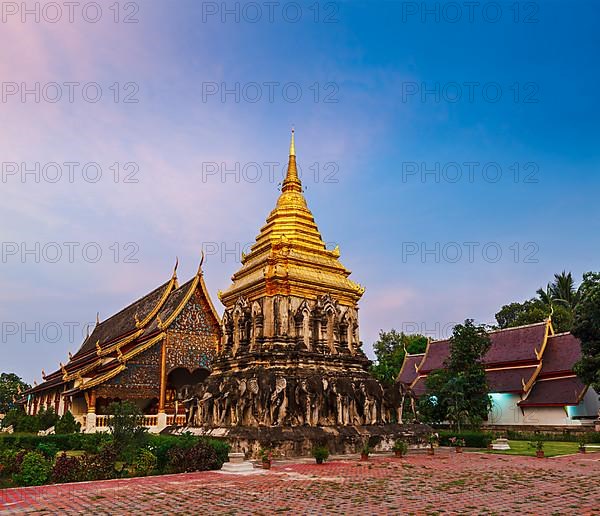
[1,0,599,383]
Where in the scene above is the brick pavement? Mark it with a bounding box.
[1,451,599,515]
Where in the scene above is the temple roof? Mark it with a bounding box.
[397,353,424,385]
[518,376,587,407]
[219,130,365,307]
[538,333,582,377]
[73,277,176,357]
[484,321,549,365]
[404,319,584,399]
[23,260,220,397]
[486,365,540,393]
[414,339,449,374]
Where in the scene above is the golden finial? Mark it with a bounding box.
[289,127,295,157]
[172,256,179,278]
[95,340,101,355]
[331,245,340,257]
[60,362,67,375]
[217,289,223,300]
[134,310,141,327]
[197,250,205,275]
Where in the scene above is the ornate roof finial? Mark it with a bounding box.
[41,369,46,380]
[173,256,179,278]
[96,312,100,325]
[85,324,90,339]
[197,250,205,275]
[95,340,102,356]
[289,127,295,157]
[68,351,73,360]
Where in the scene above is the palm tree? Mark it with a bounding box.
[550,271,580,309]
[537,271,580,311]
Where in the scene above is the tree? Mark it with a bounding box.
[0,373,30,413]
[107,401,148,461]
[495,299,573,333]
[369,330,428,386]
[573,272,600,391]
[55,411,81,434]
[421,320,491,429]
[496,271,582,334]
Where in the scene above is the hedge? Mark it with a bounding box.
[0,433,111,453]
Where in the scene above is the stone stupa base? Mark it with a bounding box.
[165,423,431,458]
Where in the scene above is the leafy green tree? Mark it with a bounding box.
[573,272,600,391]
[495,298,573,333]
[421,320,491,429]
[369,330,427,386]
[55,411,81,434]
[496,271,582,334]
[107,401,148,461]
[0,373,30,413]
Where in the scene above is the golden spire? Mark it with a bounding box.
[281,128,302,194]
[219,130,365,307]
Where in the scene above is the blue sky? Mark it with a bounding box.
[1,0,599,382]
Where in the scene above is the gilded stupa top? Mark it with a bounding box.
[219,130,365,307]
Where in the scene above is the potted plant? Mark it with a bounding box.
[259,448,272,469]
[392,440,408,458]
[312,446,329,464]
[529,439,545,458]
[578,435,587,454]
[449,437,466,453]
[427,433,438,455]
[360,441,370,461]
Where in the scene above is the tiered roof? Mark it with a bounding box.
[518,333,587,407]
[218,130,365,308]
[402,319,586,406]
[24,260,219,399]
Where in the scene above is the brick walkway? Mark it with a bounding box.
[1,451,599,515]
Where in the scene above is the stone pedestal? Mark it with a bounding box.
[85,412,96,434]
[491,438,511,450]
[220,452,258,474]
[157,412,168,432]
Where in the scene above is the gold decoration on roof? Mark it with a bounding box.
[219,130,364,307]
[95,340,101,356]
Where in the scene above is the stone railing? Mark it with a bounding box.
[81,413,176,433]
[167,414,187,426]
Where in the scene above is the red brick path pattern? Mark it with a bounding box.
[1,451,599,515]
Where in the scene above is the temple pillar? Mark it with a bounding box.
[158,340,167,414]
[85,390,97,433]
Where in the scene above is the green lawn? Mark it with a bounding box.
[483,440,586,457]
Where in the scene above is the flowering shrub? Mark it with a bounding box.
[0,449,26,477]
[449,437,466,448]
[51,453,83,484]
[167,440,220,473]
[79,446,118,481]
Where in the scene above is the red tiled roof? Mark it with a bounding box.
[486,366,539,393]
[416,340,450,374]
[539,333,582,377]
[411,376,427,397]
[397,354,424,385]
[484,322,547,366]
[518,376,587,407]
